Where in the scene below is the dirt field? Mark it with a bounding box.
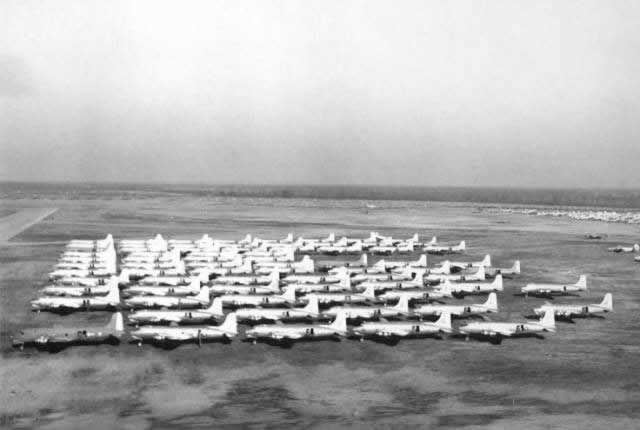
[1,196,639,429]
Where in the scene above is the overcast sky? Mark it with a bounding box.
[1,1,639,188]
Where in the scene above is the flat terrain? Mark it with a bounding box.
[0,208,58,242]
[1,195,639,429]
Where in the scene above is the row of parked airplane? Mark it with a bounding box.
[607,242,640,263]
[16,233,614,350]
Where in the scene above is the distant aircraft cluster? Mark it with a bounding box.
[13,232,614,350]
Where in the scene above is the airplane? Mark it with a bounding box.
[485,261,521,279]
[124,286,210,309]
[289,274,352,295]
[130,312,238,347]
[218,286,296,308]
[244,311,347,345]
[41,276,119,297]
[124,278,202,297]
[531,293,613,320]
[322,296,410,321]
[283,274,327,284]
[390,268,426,282]
[128,298,225,325]
[458,310,555,344]
[414,293,498,318]
[235,295,320,323]
[607,244,639,253]
[12,313,123,351]
[209,271,281,296]
[449,255,491,271]
[520,275,587,297]
[49,267,116,280]
[424,240,466,255]
[354,279,400,292]
[425,265,485,284]
[445,275,503,297]
[304,285,378,306]
[369,245,397,255]
[31,281,120,313]
[352,311,452,343]
[396,240,415,253]
[379,280,454,303]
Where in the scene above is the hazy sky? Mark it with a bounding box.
[1,1,639,188]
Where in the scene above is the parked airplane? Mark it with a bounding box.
[531,293,613,320]
[124,278,202,297]
[124,286,210,309]
[128,298,225,325]
[218,286,296,308]
[424,241,466,255]
[485,261,521,279]
[245,311,347,344]
[31,282,120,313]
[289,274,352,295]
[607,243,639,253]
[458,310,555,344]
[446,275,503,297]
[12,313,123,351]
[450,255,491,271]
[520,275,587,297]
[235,295,320,323]
[323,296,410,321]
[130,312,238,347]
[414,293,498,318]
[209,271,280,296]
[425,265,485,284]
[306,285,378,306]
[353,311,452,342]
[42,276,119,297]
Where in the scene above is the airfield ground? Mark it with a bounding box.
[1,196,639,428]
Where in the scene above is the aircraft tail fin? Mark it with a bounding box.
[118,269,130,284]
[304,294,319,316]
[492,274,503,291]
[268,270,281,291]
[410,233,419,242]
[219,312,238,335]
[329,311,347,334]
[440,260,451,274]
[394,295,409,313]
[458,241,466,251]
[207,298,223,316]
[327,233,335,242]
[359,254,368,266]
[105,279,120,302]
[512,260,521,274]
[428,236,437,246]
[435,311,452,332]
[187,278,201,292]
[575,275,587,290]
[362,285,376,299]
[284,233,293,243]
[414,254,427,267]
[484,292,498,312]
[196,286,210,303]
[107,312,124,332]
[438,279,454,297]
[340,273,352,290]
[539,309,556,332]
[599,293,613,312]
[281,286,296,302]
[475,265,486,280]
[481,254,491,267]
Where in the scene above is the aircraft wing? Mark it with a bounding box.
[377,328,411,338]
[271,331,305,340]
[155,333,192,341]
